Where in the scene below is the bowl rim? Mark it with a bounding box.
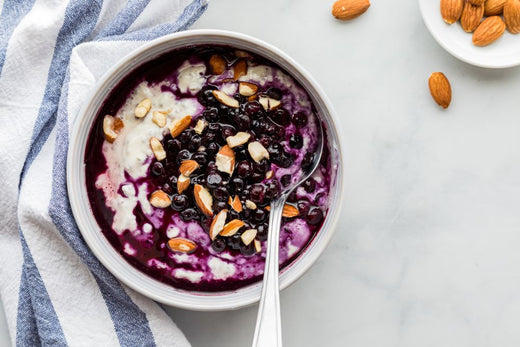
[418,0,520,69]
[67,29,345,310]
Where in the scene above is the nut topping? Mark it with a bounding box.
[177,174,190,194]
[212,90,239,108]
[167,237,197,254]
[233,59,247,80]
[135,98,152,118]
[149,137,166,161]
[248,141,269,163]
[152,111,167,127]
[238,82,258,96]
[209,54,226,75]
[240,229,257,246]
[179,159,200,177]
[258,95,281,111]
[194,184,213,216]
[194,119,208,134]
[220,219,245,237]
[228,195,243,212]
[215,145,235,175]
[169,115,192,138]
[254,239,262,253]
[226,132,251,148]
[149,190,171,208]
[265,204,300,218]
[103,115,124,143]
[209,209,228,240]
[245,200,257,210]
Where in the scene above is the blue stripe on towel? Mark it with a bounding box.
[16,274,41,347]
[0,0,36,75]
[17,232,67,346]
[94,0,152,39]
[49,70,156,347]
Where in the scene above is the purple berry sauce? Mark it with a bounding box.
[84,45,333,292]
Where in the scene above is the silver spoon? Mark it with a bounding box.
[252,120,324,347]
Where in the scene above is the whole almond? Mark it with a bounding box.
[468,0,486,4]
[473,16,506,46]
[504,0,520,33]
[428,72,452,109]
[332,0,370,20]
[441,0,464,24]
[484,0,506,15]
[461,1,485,32]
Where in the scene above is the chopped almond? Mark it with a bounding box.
[212,90,239,108]
[169,115,192,138]
[220,219,245,237]
[264,204,299,218]
[177,174,190,194]
[254,239,262,253]
[152,111,167,127]
[149,137,166,161]
[259,95,281,111]
[167,237,197,254]
[179,159,200,177]
[233,59,247,80]
[228,195,243,212]
[103,115,124,143]
[248,141,269,163]
[209,209,228,240]
[240,229,257,246]
[265,170,274,179]
[215,145,235,175]
[238,82,258,96]
[194,184,213,216]
[149,190,171,208]
[226,132,251,148]
[135,98,152,118]
[209,54,226,75]
[194,119,208,134]
[245,200,257,210]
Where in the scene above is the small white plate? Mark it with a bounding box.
[419,0,520,68]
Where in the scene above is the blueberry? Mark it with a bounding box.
[227,234,242,250]
[235,147,249,161]
[265,181,281,200]
[236,161,252,178]
[297,200,311,217]
[231,177,245,191]
[280,175,291,187]
[258,135,272,148]
[234,113,251,130]
[240,243,256,256]
[292,111,308,128]
[245,101,263,117]
[256,223,269,241]
[266,87,283,100]
[198,86,218,106]
[255,159,271,173]
[162,183,174,195]
[249,184,265,204]
[301,153,314,171]
[208,123,221,132]
[180,208,199,221]
[273,124,285,138]
[302,178,316,193]
[171,194,189,211]
[306,208,324,225]
[206,161,217,174]
[233,93,246,104]
[192,152,208,166]
[206,172,223,188]
[214,201,228,212]
[211,238,226,253]
[188,134,203,151]
[169,175,178,186]
[213,186,229,202]
[289,133,303,149]
[176,149,191,166]
[253,208,267,222]
[193,175,206,186]
[271,108,291,126]
[272,151,293,168]
[206,142,219,156]
[221,126,236,139]
[151,162,164,176]
[203,107,220,122]
[166,138,182,153]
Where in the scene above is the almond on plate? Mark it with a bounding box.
[167,237,197,254]
[103,115,124,143]
[484,0,507,15]
[440,0,464,24]
[332,0,370,20]
[473,15,506,46]
[460,1,485,32]
[428,72,452,109]
[504,0,520,33]
[194,184,213,216]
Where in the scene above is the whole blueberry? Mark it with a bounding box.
[292,111,308,128]
[271,108,291,126]
[151,162,164,176]
[206,172,223,188]
[171,194,189,211]
[236,160,252,178]
[289,133,303,149]
[306,208,324,225]
[266,87,283,100]
[249,184,265,204]
[302,178,316,193]
[211,238,226,253]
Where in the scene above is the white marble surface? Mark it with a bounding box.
[3,0,520,346]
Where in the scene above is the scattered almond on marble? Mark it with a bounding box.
[428,72,452,109]
[332,0,370,20]
[461,1,485,32]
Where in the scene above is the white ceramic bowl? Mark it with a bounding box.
[419,0,520,68]
[68,29,344,310]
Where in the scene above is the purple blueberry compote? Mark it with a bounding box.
[85,46,333,292]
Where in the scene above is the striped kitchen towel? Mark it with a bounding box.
[0,0,207,345]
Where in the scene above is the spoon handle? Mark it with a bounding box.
[252,197,285,347]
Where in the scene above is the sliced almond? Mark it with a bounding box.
[103,115,124,143]
[209,209,228,240]
[179,159,200,177]
[265,170,274,179]
[135,98,152,118]
[245,200,257,210]
[149,190,171,208]
[209,54,226,75]
[233,59,247,80]
[228,195,243,212]
[258,95,281,111]
[215,145,235,175]
[264,204,300,218]
[220,219,245,237]
[152,111,167,127]
[248,141,269,163]
[194,119,208,134]
[149,137,166,161]
[169,115,192,138]
[226,132,251,148]
[177,174,190,194]
[235,50,252,58]
[238,82,258,96]
[240,229,257,246]
[167,237,197,254]
[194,184,213,216]
[212,90,239,108]
[254,239,262,253]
